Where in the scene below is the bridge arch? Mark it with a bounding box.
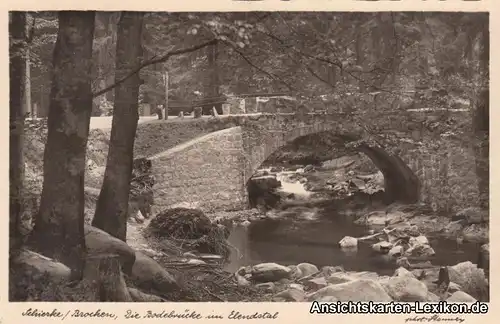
[243,125,420,206]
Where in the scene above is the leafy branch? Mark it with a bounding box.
[92,38,217,98]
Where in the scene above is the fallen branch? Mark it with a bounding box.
[357,228,396,242]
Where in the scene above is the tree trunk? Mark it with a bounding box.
[92,12,145,241]
[9,12,27,254]
[28,12,96,279]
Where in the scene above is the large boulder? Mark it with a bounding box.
[307,279,392,302]
[84,225,136,275]
[13,249,71,282]
[448,262,489,301]
[250,263,291,283]
[131,251,179,293]
[382,275,429,301]
[297,263,319,278]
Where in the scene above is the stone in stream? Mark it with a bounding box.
[388,245,404,258]
[462,223,489,243]
[372,241,393,254]
[307,279,393,302]
[250,263,292,283]
[404,243,435,258]
[339,236,358,248]
[409,235,429,246]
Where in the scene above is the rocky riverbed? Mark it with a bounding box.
[13,151,489,302]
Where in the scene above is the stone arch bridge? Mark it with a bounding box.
[145,113,420,213]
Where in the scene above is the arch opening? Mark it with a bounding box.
[245,131,420,211]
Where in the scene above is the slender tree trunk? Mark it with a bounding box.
[29,11,96,279]
[92,12,145,241]
[9,12,27,254]
[24,39,31,117]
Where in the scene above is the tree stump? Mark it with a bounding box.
[81,254,132,302]
[193,107,202,118]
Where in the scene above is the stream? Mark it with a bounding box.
[224,167,481,276]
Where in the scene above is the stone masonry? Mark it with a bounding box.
[149,127,248,213]
[140,110,477,213]
[147,113,422,212]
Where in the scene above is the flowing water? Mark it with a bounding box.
[224,168,480,275]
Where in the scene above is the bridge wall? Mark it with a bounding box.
[149,127,247,213]
[141,112,479,213]
[401,144,479,212]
